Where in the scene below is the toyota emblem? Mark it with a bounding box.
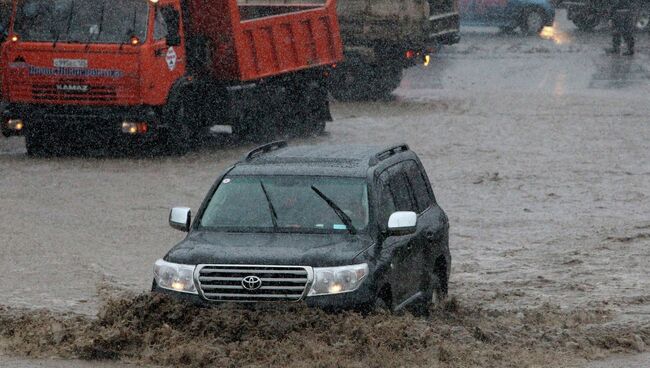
[242,275,262,291]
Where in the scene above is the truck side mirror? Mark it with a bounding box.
[387,211,417,236]
[166,31,181,47]
[169,207,191,232]
[161,7,181,47]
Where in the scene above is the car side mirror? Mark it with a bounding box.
[169,207,191,232]
[387,211,417,236]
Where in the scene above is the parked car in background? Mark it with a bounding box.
[153,142,451,315]
[460,0,555,34]
[556,0,650,32]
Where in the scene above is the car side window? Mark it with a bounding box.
[404,160,434,212]
[387,165,416,212]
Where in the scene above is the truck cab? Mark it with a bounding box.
[1,0,342,155]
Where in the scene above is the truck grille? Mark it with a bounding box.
[31,84,117,102]
[197,265,313,302]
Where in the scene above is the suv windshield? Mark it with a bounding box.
[199,176,369,233]
[14,0,148,43]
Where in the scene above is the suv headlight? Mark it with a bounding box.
[153,259,197,294]
[308,264,369,296]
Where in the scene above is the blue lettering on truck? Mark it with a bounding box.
[9,62,123,78]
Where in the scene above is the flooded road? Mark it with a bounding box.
[1,10,649,367]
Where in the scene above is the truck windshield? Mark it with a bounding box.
[14,0,148,43]
[199,176,369,233]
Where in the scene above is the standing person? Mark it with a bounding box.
[607,0,635,56]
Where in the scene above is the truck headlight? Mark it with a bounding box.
[153,259,197,294]
[308,264,369,296]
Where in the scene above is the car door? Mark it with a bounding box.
[378,164,423,308]
[403,160,442,291]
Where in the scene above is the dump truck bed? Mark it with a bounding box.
[190,0,343,81]
[238,0,459,47]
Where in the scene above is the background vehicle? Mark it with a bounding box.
[154,142,451,314]
[241,0,461,101]
[0,0,343,156]
[0,0,10,138]
[460,0,555,34]
[556,0,650,32]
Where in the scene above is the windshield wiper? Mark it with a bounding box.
[259,181,279,230]
[54,0,76,47]
[85,0,106,50]
[120,6,138,50]
[311,186,357,235]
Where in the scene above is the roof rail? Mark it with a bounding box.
[369,143,410,166]
[244,140,288,161]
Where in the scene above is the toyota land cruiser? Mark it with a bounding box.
[152,141,450,314]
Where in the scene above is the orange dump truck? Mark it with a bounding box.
[1,0,343,155]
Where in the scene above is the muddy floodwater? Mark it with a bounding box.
[1,11,649,368]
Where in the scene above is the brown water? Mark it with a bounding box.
[1,10,650,367]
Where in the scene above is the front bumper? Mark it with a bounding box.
[3,103,162,136]
[152,278,376,311]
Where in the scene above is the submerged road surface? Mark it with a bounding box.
[1,10,649,367]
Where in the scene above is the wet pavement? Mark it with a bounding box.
[1,10,650,367]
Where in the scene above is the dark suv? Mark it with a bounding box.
[153,141,450,314]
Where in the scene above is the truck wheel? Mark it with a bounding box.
[329,63,403,101]
[521,8,546,35]
[572,14,599,31]
[159,104,191,155]
[233,121,269,142]
[284,76,328,136]
[25,124,54,157]
[300,79,328,136]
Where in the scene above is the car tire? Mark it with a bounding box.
[411,257,449,316]
[362,282,393,314]
[521,8,547,35]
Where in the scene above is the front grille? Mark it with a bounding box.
[31,84,117,102]
[197,265,313,302]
